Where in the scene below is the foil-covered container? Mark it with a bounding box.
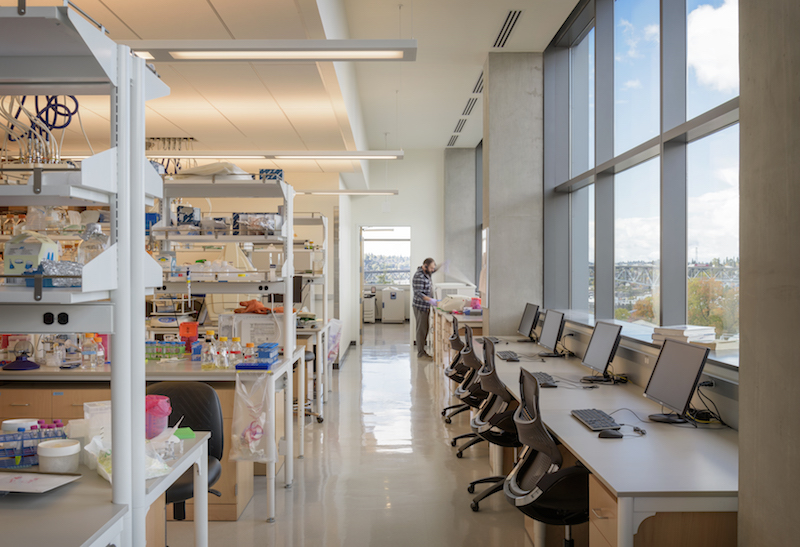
[40,260,83,287]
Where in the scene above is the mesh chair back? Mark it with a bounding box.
[512,369,562,490]
[478,340,514,403]
[449,317,465,353]
[146,381,224,460]
[461,325,483,371]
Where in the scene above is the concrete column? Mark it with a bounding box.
[482,52,544,335]
[444,148,477,285]
[739,1,800,544]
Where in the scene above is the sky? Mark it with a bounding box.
[609,0,739,264]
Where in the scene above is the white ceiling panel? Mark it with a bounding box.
[169,64,279,106]
[99,0,232,39]
[217,109,306,149]
[251,64,330,109]
[209,0,308,39]
[281,108,344,150]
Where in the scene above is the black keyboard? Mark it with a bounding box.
[570,409,621,431]
[531,371,555,385]
[482,336,501,344]
[496,350,519,361]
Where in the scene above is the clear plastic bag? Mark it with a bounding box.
[229,371,275,463]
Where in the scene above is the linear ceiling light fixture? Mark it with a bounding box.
[297,190,399,196]
[61,151,404,161]
[123,39,417,63]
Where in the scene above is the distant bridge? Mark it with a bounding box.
[587,265,739,288]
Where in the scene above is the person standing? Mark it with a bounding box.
[412,258,438,358]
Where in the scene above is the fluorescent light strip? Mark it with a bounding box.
[274,155,400,160]
[169,50,404,61]
[62,151,403,161]
[298,190,398,196]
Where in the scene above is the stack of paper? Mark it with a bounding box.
[652,325,716,345]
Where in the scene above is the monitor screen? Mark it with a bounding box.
[517,303,540,338]
[538,310,565,352]
[644,340,709,416]
[582,322,623,374]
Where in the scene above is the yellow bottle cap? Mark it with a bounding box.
[220,337,228,342]
[206,330,214,336]
[245,343,255,348]
[232,337,241,342]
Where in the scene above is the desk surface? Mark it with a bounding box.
[0,351,302,383]
[0,465,127,546]
[487,338,739,499]
[146,432,210,505]
[435,309,483,325]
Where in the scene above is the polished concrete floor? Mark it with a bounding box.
[168,322,530,546]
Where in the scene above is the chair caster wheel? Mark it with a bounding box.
[441,410,447,416]
[471,502,479,512]
[456,451,463,458]
[445,418,452,424]
[467,485,475,494]
[451,439,457,447]
[317,417,324,423]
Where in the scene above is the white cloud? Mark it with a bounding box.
[688,0,739,93]
[615,215,660,263]
[688,187,739,262]
[644,24,659,43]
[623,79,642,90]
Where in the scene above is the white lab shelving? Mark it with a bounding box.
[0,6,170,547]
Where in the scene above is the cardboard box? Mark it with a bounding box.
[4,232,58,285]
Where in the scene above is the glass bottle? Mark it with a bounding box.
[217,337,230,369]
[243,342,255,362]
[229,337,243,366]
[81,333,98,368]
[201,331,217,370]
[94,337,106,365]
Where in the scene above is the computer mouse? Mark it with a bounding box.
[540,382,557,388]
[598,429,624,439]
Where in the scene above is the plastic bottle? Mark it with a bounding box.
[229,337,243,366]
[29,425,39,447]
[217,337,230,369]
[94,337,106,364]
[82,334,98,368]
[201,331,217,370]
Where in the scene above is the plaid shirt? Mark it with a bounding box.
[412,266,433,311]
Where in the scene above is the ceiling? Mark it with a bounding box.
[5,0,577,179]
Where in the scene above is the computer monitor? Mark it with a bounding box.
[516,303,540,342]
[644,339,710,423]
[537,310,565,358]
[580,322,623,382]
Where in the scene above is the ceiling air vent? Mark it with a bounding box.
[454,119,467,133]
[462,97,478,116]
[473,72,484,94]
[493,10,522,48]
[447,135,459,147]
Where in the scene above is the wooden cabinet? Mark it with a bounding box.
[589,475,618,546]
[52,387,111,420]
[0,387,51,418]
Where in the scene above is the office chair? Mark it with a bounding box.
[294,350,323,423]
[503,369,589,547]
[146,382,223,522]
[441,318,471,420]
[448,325,491,454]
[464,339,523,510]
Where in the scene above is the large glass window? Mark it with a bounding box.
[687,0,739,120]
[570,27,595,176]
[614,0,660,155]
[687,124,739,338]
[363,226,411,285]
[588,184,595,313]
[614,158,660,324]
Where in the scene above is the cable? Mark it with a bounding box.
[609,407,651,423]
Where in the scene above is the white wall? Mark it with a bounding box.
[346,149,445,345]
[337,177,355,355]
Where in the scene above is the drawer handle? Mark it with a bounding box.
[71,403,84,407]
[591,508,610,520]
[10,403,30,407]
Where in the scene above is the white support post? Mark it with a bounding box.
[283,184,295,486]
[110,43,133,547]
[130,53,148,547]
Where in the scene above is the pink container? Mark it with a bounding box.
[145,395,172,439]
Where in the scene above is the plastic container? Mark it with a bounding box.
[145,395,172,439]
[37,439,81,473]
[2,418,39,432]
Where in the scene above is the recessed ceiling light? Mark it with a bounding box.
[135,51,154,60]
[169,50,404,61]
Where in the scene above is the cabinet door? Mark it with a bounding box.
[52,388,111,419]
[0,388,51,418]
[589,475,618,546]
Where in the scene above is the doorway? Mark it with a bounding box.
[359,226,411,341]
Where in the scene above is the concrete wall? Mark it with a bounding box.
[444,148,477,285]
[482,52,545,335]
[338,180,355,352]
[347,149,445,345]
[739,0,800,547]
[738,2,800,544]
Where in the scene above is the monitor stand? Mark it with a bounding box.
[538,351,565,358]
[582,374,613,384]
[649,413,687,424]
[517,338,537,343]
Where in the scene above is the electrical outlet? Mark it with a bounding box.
[644,356,650,365]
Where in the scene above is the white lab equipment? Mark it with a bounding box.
[363,294,376,323]
[437,294,474,312]
[381,287,405,323]
[433,282,476,300]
